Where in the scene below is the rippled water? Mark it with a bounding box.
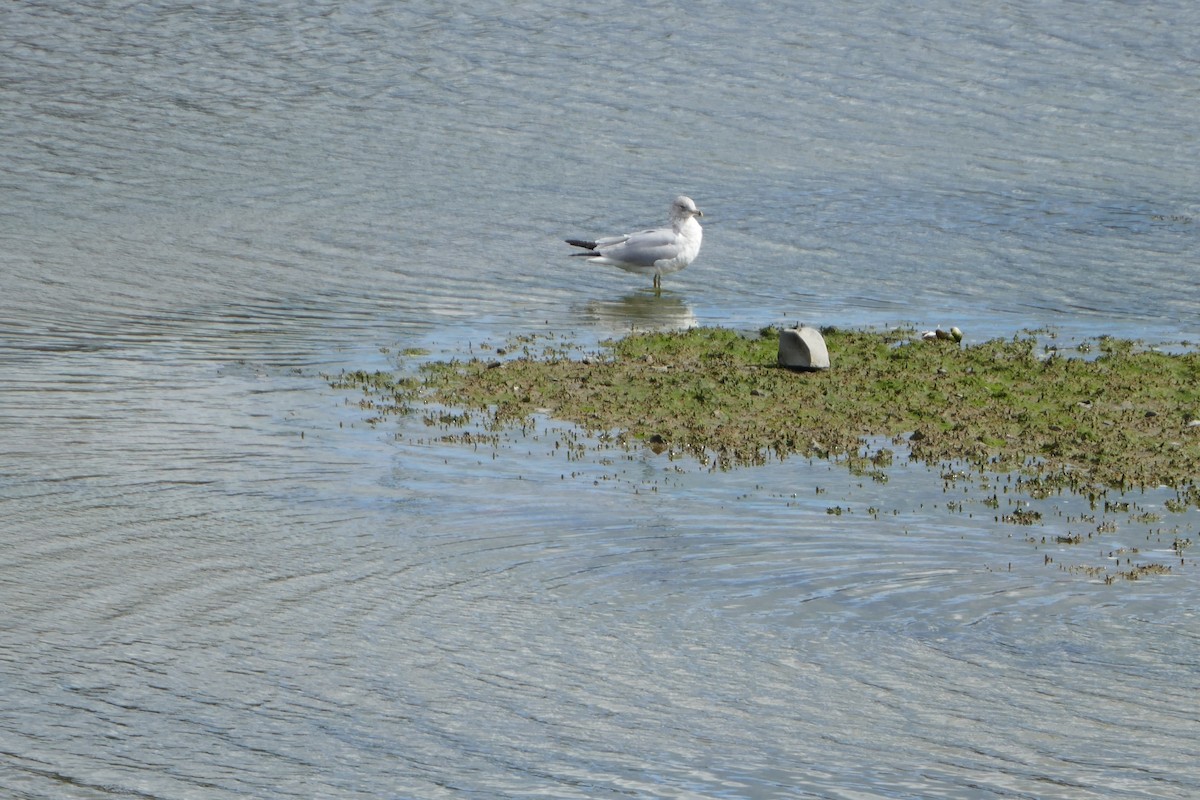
[3,1,1199,797]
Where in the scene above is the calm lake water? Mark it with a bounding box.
[3,1,1199,797]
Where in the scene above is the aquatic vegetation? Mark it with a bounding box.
[368,326,1200,497]
[330,326,1200,583]
[328,369,419,424]
[333,327,1200,497]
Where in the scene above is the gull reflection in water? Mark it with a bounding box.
[581,290,697,334]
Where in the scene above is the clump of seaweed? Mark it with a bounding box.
[330,327,1200,584]
[333,326,1200,501]
[385,327,1200,495]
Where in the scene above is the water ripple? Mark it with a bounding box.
[4,0,1200,797]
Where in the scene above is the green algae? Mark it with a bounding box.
[328,329,1200,584]
[332,326,1200,503]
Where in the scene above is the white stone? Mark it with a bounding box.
[778,326,830,370]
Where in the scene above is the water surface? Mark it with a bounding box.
[2,1,1199,797]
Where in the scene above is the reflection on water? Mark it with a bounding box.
[3,0,1199,797]
[582,291,698,332]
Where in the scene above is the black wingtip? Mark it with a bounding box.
[565,239,598,250]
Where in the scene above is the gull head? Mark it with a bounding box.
[670,195,703,222]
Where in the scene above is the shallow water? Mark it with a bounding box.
[3,1,1199,798]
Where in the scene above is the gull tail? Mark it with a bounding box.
[565,239,598,252]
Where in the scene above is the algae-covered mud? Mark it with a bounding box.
[332,327,1200,582]
[335,326,1200,498]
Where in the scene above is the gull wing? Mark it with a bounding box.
[594,226,680,267]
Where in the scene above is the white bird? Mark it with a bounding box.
[566,195,703,294]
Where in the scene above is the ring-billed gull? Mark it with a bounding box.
[566,195,703,294]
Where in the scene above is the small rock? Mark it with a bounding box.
[778,326,830,370]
